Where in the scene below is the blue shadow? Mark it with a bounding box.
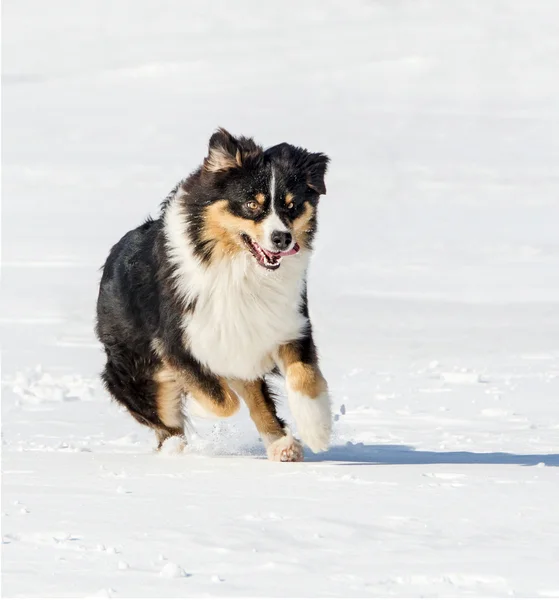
[306,442,559,467]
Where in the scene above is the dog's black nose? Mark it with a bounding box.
[271,230,292,251]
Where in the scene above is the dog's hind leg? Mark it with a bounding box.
[152,366,187,450]
[229,378,303,462]
[183,372,240,419]
[101,349,186,451]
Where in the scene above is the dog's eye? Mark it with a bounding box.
[287,202,295,210]
[245,200,259,211]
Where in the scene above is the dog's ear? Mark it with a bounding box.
[204,128,262,173]
[304,152,329,195]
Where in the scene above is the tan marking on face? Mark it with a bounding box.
[255,193,265,205]
[278,344,327,399]
[229,379,285,438]
[285,192,294,206]
[154,366,184,428]
[202,200,266,261]
[291,201,315,248]
[202,201,245,258]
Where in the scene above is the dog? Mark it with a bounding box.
[95,128,332,461]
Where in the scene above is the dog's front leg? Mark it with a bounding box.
[229,379,304,462]
[277,341,332,453]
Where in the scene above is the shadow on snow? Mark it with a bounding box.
[304,442,559,467]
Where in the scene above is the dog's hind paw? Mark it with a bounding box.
[266,433,304,462]
[157,435,187,455]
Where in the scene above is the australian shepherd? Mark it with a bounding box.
[95,128,331,462]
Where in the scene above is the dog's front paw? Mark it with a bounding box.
[267,433,304,462]
[288,389,332,453]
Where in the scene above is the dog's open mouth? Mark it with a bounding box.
[241,234,300,270]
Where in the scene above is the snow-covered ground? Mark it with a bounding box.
[2,1,559,597]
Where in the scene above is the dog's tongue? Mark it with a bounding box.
[262,243,300,259]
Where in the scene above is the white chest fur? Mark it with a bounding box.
[185,254,309,380]
[164,195,310,381]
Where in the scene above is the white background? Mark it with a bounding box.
[2,1,559,597]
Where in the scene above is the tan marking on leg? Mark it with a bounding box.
[277,344,327,398]
[229,380,285,440]
[277,343,331,453]
[230,379,303,461]
[154,366,184,429]
[287,363,327,397]
[186,377,240,418]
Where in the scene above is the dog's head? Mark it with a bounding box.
[187,128,329,270]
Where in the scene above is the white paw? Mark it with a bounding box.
[158,436,187,455]
[288,388,332,453]
[266,433,304,462]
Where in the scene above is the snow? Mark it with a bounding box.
[2,0,559,597]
